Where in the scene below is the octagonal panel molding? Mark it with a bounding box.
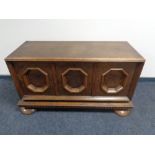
[22,67,50,93]
[101,68,128,94]
[62,68,88,93]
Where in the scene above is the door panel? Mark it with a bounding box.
[56,62,93,95]
[14,62,56,95]
[92,62,136,96]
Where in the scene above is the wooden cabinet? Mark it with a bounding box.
[5,41,145,116]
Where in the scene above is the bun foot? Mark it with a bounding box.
[20,107,36,115]
[114,109,131,117]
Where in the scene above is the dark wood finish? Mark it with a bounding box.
[23,95,130,102]
[127,62,145,99]
[13,62,56,95]
[6,41,144,62]
[5,41,145,116]
[6,61,24,98]
[56,62,93,95]
[18,100,133,109]
[92,62,136,96]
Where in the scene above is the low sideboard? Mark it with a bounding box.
[5,41,145,116]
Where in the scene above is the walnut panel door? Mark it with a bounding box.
[56,62,93,95]
[93,62,136,97]
[13,62,56,95]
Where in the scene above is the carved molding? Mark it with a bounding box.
[101,68,128,94]
[22,67,49,93]
[62,68,88,93]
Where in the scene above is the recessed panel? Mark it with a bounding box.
[22,68,49,93]
[56,62,93,95]
[92,62,136,96]
[14,62,56,95]
[62,68,88,93]
[101,68,128,94]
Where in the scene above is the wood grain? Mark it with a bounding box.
[5,41,145,62]
[23,95,130,102]
[18,100,133,109]
[5,41,144,116]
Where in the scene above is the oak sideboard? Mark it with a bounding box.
[5,41,145,116]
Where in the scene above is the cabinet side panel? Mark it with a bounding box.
[6,61,24,98]
[128,62,145,99]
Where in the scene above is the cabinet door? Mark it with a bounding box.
[92,62,136,97]
[14,62,56,95]
[56,62,93,95]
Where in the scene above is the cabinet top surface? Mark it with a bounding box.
[6,41,145,62]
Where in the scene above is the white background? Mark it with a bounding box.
[0,19,155,77]
[0,136,154,155]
